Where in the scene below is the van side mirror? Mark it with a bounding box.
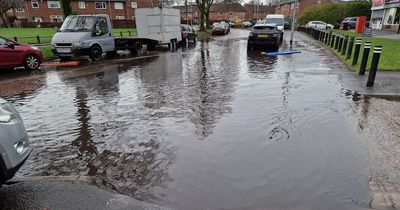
[6,42,15,49]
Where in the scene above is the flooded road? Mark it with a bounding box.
[1,30,399,210]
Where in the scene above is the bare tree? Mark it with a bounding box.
[196,0,214,31]
[0,0,23,27]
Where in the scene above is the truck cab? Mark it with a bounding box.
[51,14,115,61]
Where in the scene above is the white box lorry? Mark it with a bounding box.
[135,8,182,46]
[50,8,182,61]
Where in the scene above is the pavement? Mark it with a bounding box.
[0,180,171,210]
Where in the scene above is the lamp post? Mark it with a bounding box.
[289,0,297,46]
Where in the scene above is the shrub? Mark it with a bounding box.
[298,2,372,26]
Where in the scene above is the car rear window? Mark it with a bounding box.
[253,26,276,32]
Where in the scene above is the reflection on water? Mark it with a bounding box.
[1,31,394,209]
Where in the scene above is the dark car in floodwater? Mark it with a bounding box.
[247,23,281,51]
[181,24,197,44]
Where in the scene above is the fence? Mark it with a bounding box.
[298,26,383,87]
[11,30,136,45]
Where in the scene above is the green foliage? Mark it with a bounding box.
[299,2,372,26]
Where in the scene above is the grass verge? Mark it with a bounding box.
[0,28,137,44]
[325,29,400,71]
[39,46,54,60]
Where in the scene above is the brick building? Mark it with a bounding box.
[8,0,154,23]
[209,2,245,22]
[173,4,200,24]
[243,3,274,21]
[274,0,331,19]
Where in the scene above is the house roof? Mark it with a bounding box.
[173,5,198,12]
[243,4,274,13]
[210,2,245,12]
[275,0,295,6]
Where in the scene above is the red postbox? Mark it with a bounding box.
[356,16,367,33]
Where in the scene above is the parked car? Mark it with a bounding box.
[181,24,197,44]
[212,22,229,35]
[248,23,282,51]
[242,21,253,28]
[305,21,334,29]
[0,98,31,184]
[284,21,291,30]
[0,36,43,71]
[342,17,357,29]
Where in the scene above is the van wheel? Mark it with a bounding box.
[90,45,102,61]
[24,54,40,70]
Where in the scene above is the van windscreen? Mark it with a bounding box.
[266,18,284,26]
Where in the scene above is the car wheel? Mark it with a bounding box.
[247,44,252,51]
[89,45,102,61]
[24,54,40,70]
[182,37,188,47]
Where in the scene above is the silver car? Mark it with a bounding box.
[0,98,31,183]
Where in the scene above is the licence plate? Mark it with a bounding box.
[258,34,269,38]
[56,47,72,53]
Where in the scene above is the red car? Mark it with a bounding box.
[0,36,44,70]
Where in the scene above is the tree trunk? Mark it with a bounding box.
[200,13,205,31]
[1,13,10,28]
[205,12,210,29]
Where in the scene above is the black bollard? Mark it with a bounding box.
[342,35,348,55]
[331,34,335,48]
[338,36,344,52]
[328,31,332,44]
[335,35,339,49]
[366,46,383,87]
[352,38,362,66]
[346,37,354,60]
[359,42,371,75]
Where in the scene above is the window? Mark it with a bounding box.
[94,17,109,36]
[291,3,294,9]
[114,2,123,9]
[228,12,233,15]
[218,12,223,16]
[48,1,61,8]
[116,16,125,19]
[0,37,6,45]
[33,16,42,22]
[31,0,39,8]
[15,8,25,12]
[95,2,106,9]
[78,1,86,9]
[131,16,135,20]
[131,2,137,8]
[50,15,63,22]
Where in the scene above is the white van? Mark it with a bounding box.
[266,14,284,42]
[266,14,285,31]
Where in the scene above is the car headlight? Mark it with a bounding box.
[272,34,278,37]
[0,103,19,123]
[73,41,84,48]
[249,32,255,37]
[31,46,40,51]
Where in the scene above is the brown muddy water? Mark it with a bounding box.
[2,30,399,210]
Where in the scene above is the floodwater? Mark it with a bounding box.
[1,30,399,210]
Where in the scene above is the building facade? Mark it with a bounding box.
[173,4,200,24]
[274,0,331,19]
[243,3,274,21]
[209,2,245,22]
[8,0,154,23]
[370,0,400,31]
